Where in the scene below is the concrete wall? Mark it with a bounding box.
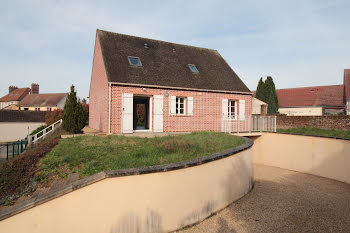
[253,133,350,184]
[0,122,44,142]
[279,107,323,116]
[252,97,267,115]
[0,145,253,233]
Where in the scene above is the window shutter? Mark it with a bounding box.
[239,100,245,121]
[170,96,176,116]
[187,97,193,116]
[222,99,228,118]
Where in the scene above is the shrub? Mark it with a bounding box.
[30,125,46,136]
[62,85,88,134]
[45,109,63,126]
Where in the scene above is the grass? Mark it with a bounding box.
[36,132,245,181]
[277,127,350,139]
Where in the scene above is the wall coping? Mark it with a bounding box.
[0,136,253,221]
[270,132,350,141]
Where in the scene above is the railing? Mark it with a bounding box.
[0,139,28,161]
[31,119,62,144]
[222,115,276,134]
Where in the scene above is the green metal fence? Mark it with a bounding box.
[0,139,28,161]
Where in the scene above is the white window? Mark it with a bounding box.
[128,56,142,67]
[228,100,237,119]
[35,107,40,111]
[176,97,186,115]
[47,107,52,111]
[188,64,199,73]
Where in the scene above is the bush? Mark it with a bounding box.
[62,85,88,134]
[45,109,63,126]
[30,125,46,136]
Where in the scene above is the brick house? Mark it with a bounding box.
[0,86,30,110]
[276,69,350,116]
[89,29,252,134]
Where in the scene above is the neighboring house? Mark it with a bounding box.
[252,97,268,115]
[0,86,30,110]
[89,29,252,134]
[19,93,67,111]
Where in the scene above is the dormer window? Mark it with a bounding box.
[188,64,199,73]
[128,56,142,67]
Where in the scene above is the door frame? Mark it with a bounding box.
[133,95,152,133]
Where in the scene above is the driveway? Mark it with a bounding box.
[177,164,350,233]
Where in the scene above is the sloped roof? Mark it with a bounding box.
[97,29,251,94]
[0,88,30,102]
[276,85,345,107]
[20,93,67,107]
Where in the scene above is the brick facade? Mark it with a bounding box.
[277,115,350,130]
[110,85,252,134]
[89,35,109,132]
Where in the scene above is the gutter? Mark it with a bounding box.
[108,82,252,95]
[108,83,111,134]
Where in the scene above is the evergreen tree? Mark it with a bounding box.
[255,77,266,102]
[62,85,88,133]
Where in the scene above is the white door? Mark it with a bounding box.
[122,93,133,133]
[153,95,164,132]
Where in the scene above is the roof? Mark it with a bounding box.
[97,29,251,94]
[0,88,30,102]
[344,69,350,100]
[253,97,268,106]
[0,110,46,122]
[20,93,67,107]
[276,85,345,107]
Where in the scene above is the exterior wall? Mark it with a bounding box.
[279,107,323,116]
[0,101,19,110]
[0,122,44,142]
[89,34,109,132]
[252,97,267,115]
[0,145,253,233]
[277,115,350,130]
[253,133,350,184]
[19,106,59,111]
[110,85,252,134]
[57,96,67,109]
[347,100,350,115]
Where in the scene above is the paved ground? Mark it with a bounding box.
[177,164,350,233]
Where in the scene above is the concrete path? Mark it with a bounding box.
[177,164,350,233]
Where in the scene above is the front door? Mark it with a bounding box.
[133,96,150,130]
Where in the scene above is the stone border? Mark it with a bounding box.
[0,137,253,221]
[272,132,350,141]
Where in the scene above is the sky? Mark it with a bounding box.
[0,0,349,100]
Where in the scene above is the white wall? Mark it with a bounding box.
[252,98,267,115]
[253,133,350,184]
[279,107,323,116]
[0,122,44,142]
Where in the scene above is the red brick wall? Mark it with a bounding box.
[277,115,350,130]
[110,85,252,134]
[89,35,109,132]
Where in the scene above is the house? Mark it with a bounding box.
[252,97,268,115]
[89,29,252,134]
[19,93,67,111]
[276,70,350,116]
[0,86,31,110]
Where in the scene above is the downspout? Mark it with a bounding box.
[108,83,111,134]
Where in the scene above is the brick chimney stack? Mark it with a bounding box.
[9,86,18,94]
[31,83,39,94]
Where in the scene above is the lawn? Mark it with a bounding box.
[36,132,245,182]
[277,127,350,139]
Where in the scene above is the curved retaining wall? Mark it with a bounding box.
[0,138,253,233]
[253,133,350,184]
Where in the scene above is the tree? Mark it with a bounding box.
[255,76,279,114]
[62,85,88,134]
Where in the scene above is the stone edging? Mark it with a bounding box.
[0,137,253,221]
[271,132,350,141]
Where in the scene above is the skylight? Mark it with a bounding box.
[188,64,199,73]
[128,56,142,67]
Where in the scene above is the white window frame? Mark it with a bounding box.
[176,97,186,115]
[127,56,142,67]
[188,64,199,73]
[228,100,237,119]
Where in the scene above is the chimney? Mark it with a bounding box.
[9,86,18,94]
[31,83,39,94]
